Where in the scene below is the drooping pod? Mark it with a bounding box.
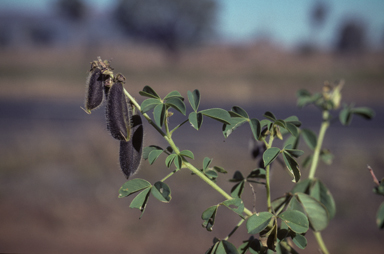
[119,113,144,179]
[105,74,131,141]
[84,62,105,113]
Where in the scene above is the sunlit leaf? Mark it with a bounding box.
[223,117,248,138]
[202,205,218,231]
[301,129,317,150]
[129,187,151,218]
[141,98,161,113]
[139,85,160,99]
[189,112,203,130]
[213,166,227,174]
[231,106,249,118]
[174,155,182,169]
[165,97,186,115]
[295,193,329,231]
[264,111,276,121]
[283,151,300,182]
[285,122,299,137]
[263,147,281,167]
[249,118,261,141]
[222,198,244,217]
[165,154,177,168]
[151,181,171,203]
[148,149,163,165]
[215,240,239,254]
[231,181,245,198]
[200,108,231,125]
[143,145,163,160]
[278,210,309,233]
[153,103,166,127]
[187,89,200,112]
[247,212,274,234]
[118,178,152,198]
[203,157,212,171]
[291,234,307,249]
[179,150,194,159]
[163,90,183,100]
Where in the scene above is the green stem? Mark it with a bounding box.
[160,169,179,182]
[265,135,275,213]
[313,231,330,254]
[224,218,245,241]
[308,110,330,179]
[124,88,254,218]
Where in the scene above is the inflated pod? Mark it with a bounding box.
[84,65,105,113]
[105,79,131,141]
[119,113,144,179]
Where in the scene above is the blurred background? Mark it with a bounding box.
[0,0,383,253]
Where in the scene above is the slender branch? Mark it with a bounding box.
[313,231,330,254]
[308,110,330,179]
[224,218,245,241]
[160,169,179,182]
[367,165,380,186]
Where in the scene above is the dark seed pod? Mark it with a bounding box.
[84,66,105,113]
[105,81,131,141]
[119,114,144,179]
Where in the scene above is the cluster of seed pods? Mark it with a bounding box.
[84,57,143,179]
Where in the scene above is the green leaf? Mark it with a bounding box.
[215,240,239,254]
[247,212,274,234]
[320,149,334,165]
[165,154,177,168]
[139,85,160,99]
[339,105,353,125]
[189,112,203,130]
[351,107,375,119]
[163,90,183,100]
[283,152,301,183]
[143,145,163,160]
[202,205,218,231]
[222,198,244,217]
[247,168,266,179]
[230,171,244,182]
[118,178,152,198]
[213,166,227,174]
[148,149,164,165]
[203,157,212,171]
[223,117,248,138]
[301,129,317,150]
[165,97,186,115]
[153,103,166,127]
[205,169,218,180]
[310,179,337,219]
[284,116,301,127]
[295,193,329,231]
[231,181,245,198]
[151,181,171,203]
[264,111,277,121]
[274,119,286,129]
[180,150,194,159]
[285,122,299,137]
[174,155,182,169]
[377,202,384,229]
[231,106,249,118]
[187,89,200,112]
[291,234,307,249]
[249,118,261,141]
[237,236,261,254]
[284,148,304,158]
[200,108,231,125]
[284,135,300,150]
[129,187,151,218]
[292,179,312,194]
[263,147,281,167]
[140,98,161,113]
[278,210,309,234]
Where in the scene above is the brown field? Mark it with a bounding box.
[0,43,383,253]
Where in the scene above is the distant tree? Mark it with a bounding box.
[311,1,328,30]
[55,0,87,22]
[113,0,217,61]
[335,19,367,54]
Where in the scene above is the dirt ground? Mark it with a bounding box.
[0,43,383,253]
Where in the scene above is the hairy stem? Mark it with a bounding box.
[308,110,330,179]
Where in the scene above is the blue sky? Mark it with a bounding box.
[2,0,384,49]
